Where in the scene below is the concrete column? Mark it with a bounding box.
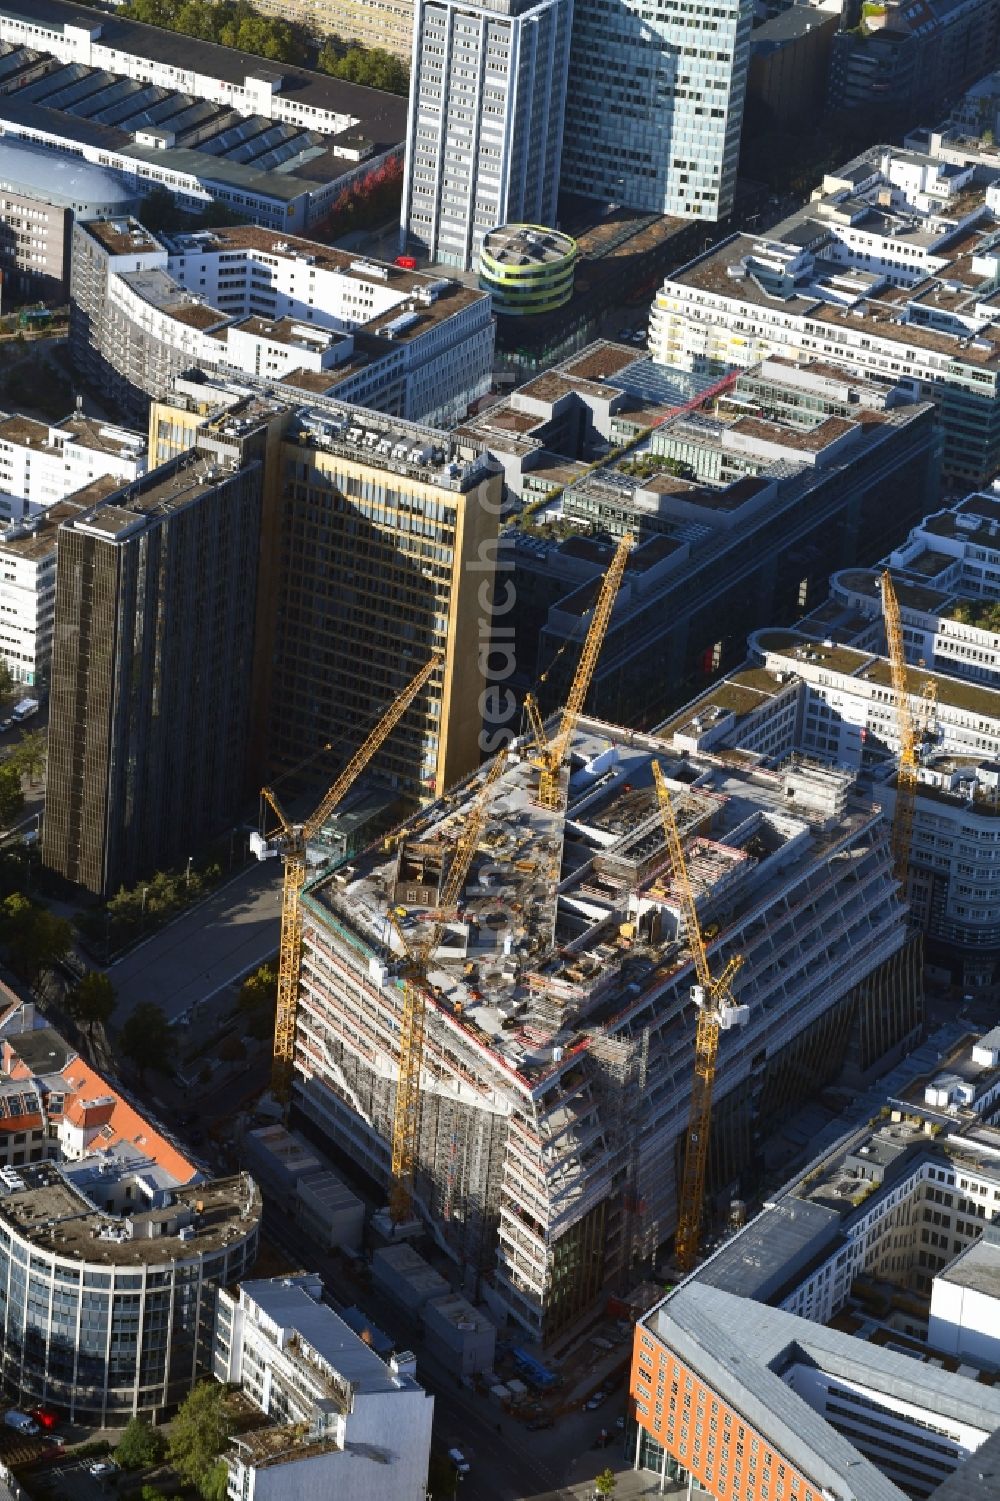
[633,1424,642,1471]
[660,1444,668,1494]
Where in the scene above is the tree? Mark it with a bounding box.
[118,1002,173,1079]
[116,1416,166,1470]
[317,39,408,95]
[141,1488,169,1501]
[8,729,46,784]
[167,1383,232,1499]
[0,892,71,982]
[0,764,23,830]
[237,963,277,1040]
[0,661,14,703]
[67,971,117,1039]
[594,1470,617,1499]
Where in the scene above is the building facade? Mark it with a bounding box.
[628,1066,1000,1499]
[43,447,263,896]
[401,0,572,271]
[0,0,407,232]
[0,1162,259,1427]
[0,136,139,302]
[294,718,918,1341]
[649,144,1000,487]
[478,224,577,317]
[470,353,940,728]
[149,378,503,803]
[70,219,493,428]
[560,0,752,220]
[215,1275,433,1501]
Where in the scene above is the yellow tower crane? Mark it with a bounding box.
[261,654,440,1105]
[880,571,920,894]
[528,531,634,810]
[652,760,746,1273]
[389,742,511,1222]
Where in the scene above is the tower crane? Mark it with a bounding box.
[880,571,920,894]
[261,655,440,1104]
[651,760,746,1272]
[529,531,634,810]
[388,742,510,1222]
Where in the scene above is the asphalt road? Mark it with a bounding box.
[107,857,281,1024]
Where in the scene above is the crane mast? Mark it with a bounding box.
[652,760,744,1272]
[262,655,440,1104]
[389,743,510,1221]
[534,532,634,809]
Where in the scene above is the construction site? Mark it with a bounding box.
[287,703,918,1341]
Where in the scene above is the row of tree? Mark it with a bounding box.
[120,0,409,94]
[311,155,404,242]
[116,1382,231,1500]
[121,0,306,64]
[76,860,225,957]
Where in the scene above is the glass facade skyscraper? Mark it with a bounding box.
[560,0,753,219]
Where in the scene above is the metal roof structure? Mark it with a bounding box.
[0,131,136,211]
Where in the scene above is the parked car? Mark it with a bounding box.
[0,720,12,733]
[88,1459,119,1478]
[586,1393,607,1410]
[30,1406,57,1431]
[4,1411,39,1435]
[448,1449,470,1474]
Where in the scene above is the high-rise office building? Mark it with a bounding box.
[401,0,572,271]
[149,378,504,804]
[560,0,752,220]
[44,448,264,897]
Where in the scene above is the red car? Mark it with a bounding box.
[395,255,418,270]
[30,1407,57,1431]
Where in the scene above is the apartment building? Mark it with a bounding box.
[255,0,415,59]
[215,1275,433,1501]
[0,0,407,232]
[0,409,146,520]
[467,352,939,727]
[401,0,572,271]
[70,218,493,427]
[0,412,145,686]
[43,447,264,896]
[649,144,1000,486]
[653,536,1000,982]
[828,491,1000,690]
[828,0,1000,122]
[293,715,918,1341]
[633,1282,1000,1501]
[0,1020,260,1425]
[0,135,138,301]
[149,377,503,803]
[561,0,752,221]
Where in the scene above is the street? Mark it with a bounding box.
[258,1205,634,1501]
[107,857,281,1023]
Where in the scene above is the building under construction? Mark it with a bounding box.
[293,717,919,1341]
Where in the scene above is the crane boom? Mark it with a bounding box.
[389,742,510,1222]
[536,532,634,809]
[265,654,441,1104]
[880,572,918,894]
[652,760,744,1272]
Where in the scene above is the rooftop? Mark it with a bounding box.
[306,717,879,1092]
[481,223,576,267]
[936,1228,1000,1298]
[0,1160,258,1264]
